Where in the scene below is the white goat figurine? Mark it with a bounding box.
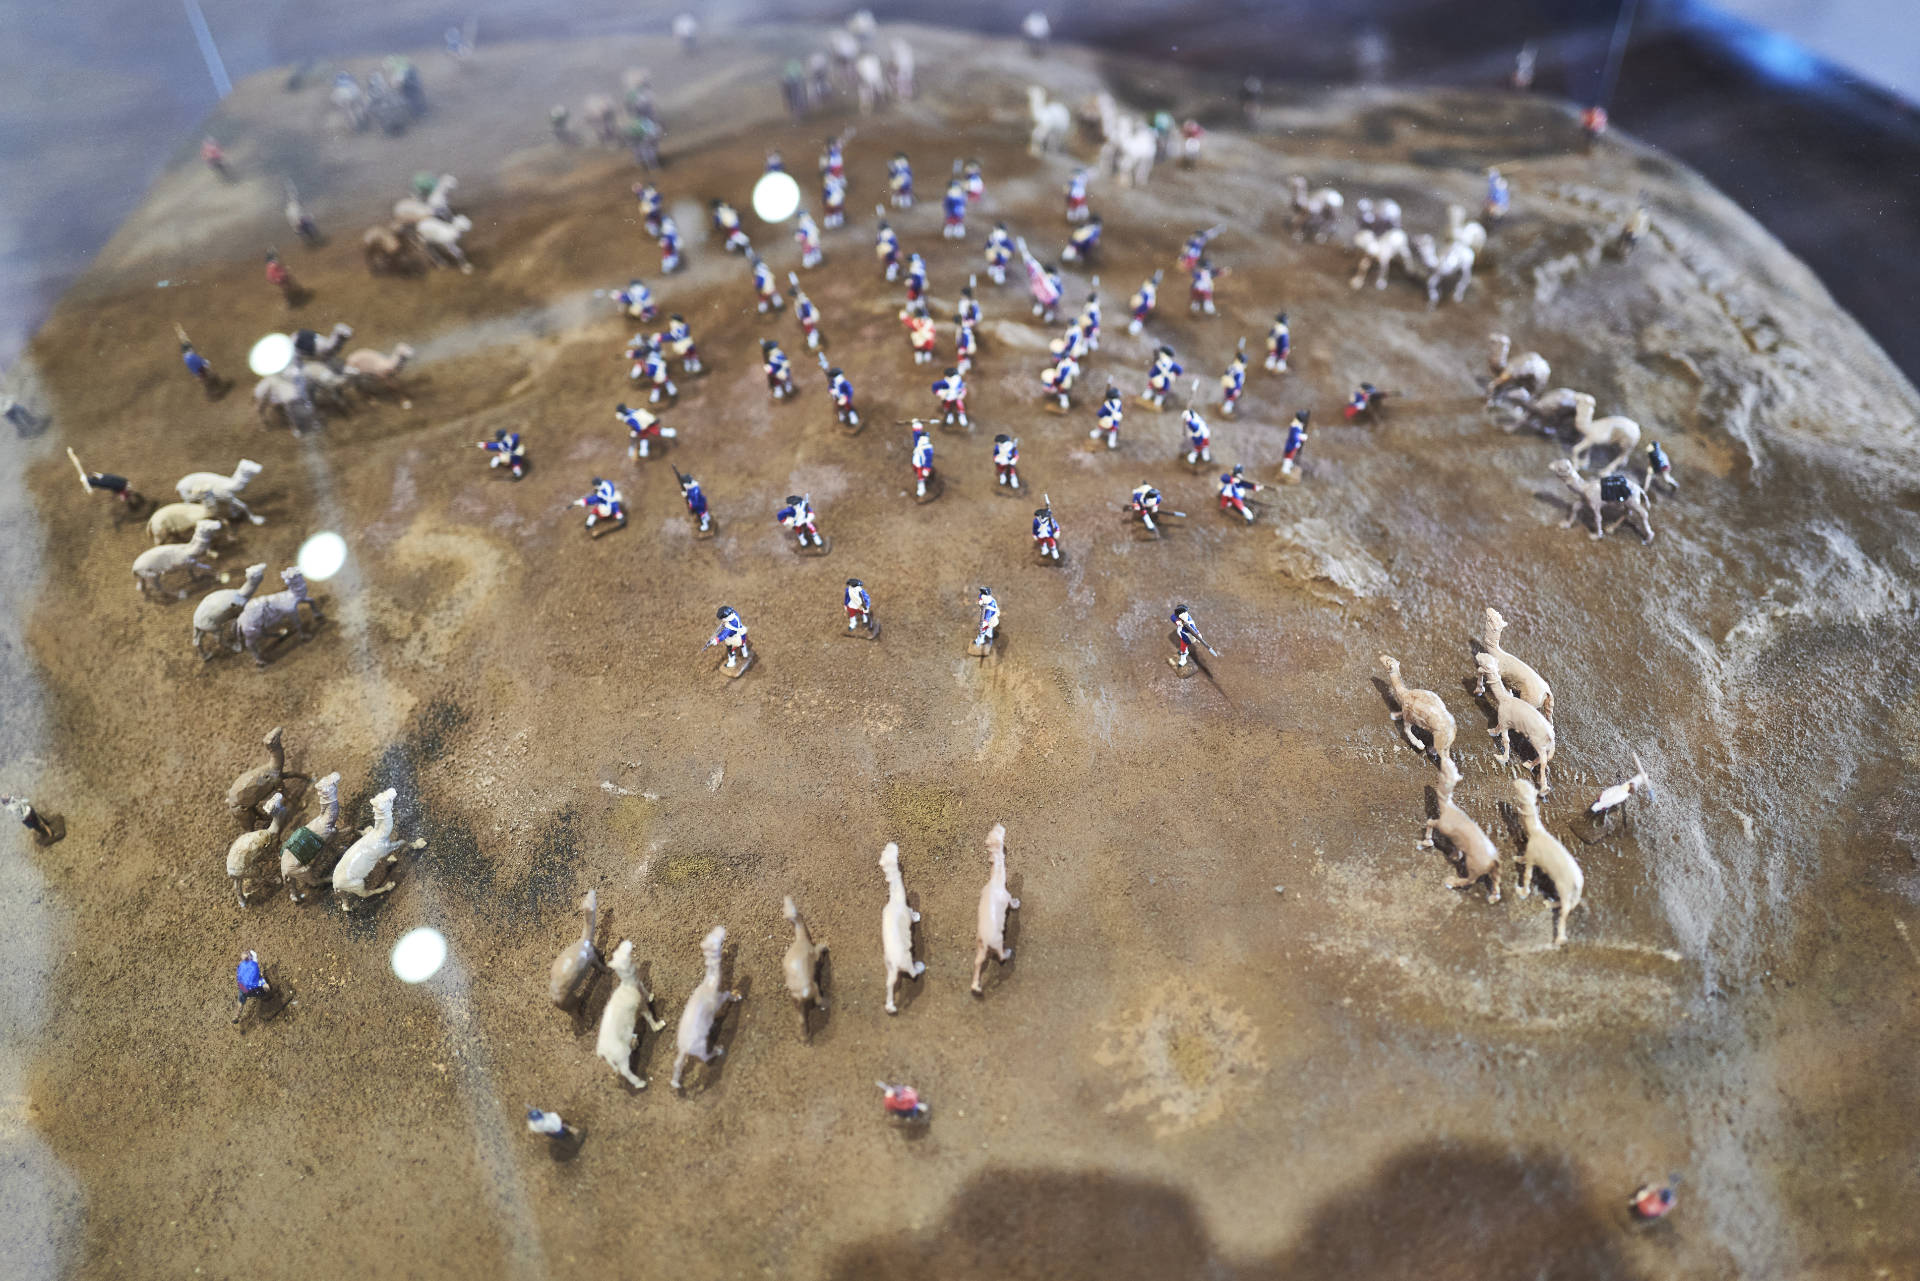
[672,926,741,1091]
[279,771,340,901]
[1476,652,1556,793]
[331,787,426,905]
[782,897,828,1031]
[176,459,266,524]
[1550,459,1654,544]
[972,823,1020,994]
[238,568,322,666]
[878,842,924,1014]
[1512,778,1584,945]
[1478,607,1553,718]
[194,562,267,659]
[1419,758,1500,901]
[226,792,291,906]
[1379,654,1456,764]
[549,890,604,1009]
[133,519,220,597]
[1567,392,1642,472]
[1589,754,1653,826]
[596,939,667,1090]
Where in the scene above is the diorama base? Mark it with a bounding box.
[720,652,755,679]
[795,535,833,557]
[912,478,943,505]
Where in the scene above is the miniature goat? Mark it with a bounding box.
[596,939,666,1089]
[194,562,267,660]
[1419,758,1500,901]
[972,823,1021,994]
[1551,459,1654,544]
[782,896,828,1030]
[226,792,291,906]
[1379,655,1456,764]
[1478,607,1553,718]
[1589,754,1653,826]
[331,787,425,904]
[672,926,741,1090]
[133,519,220,597]
[878,842,924,1014]
[1476,653,1556,793]
[549,890,604,1008]
[147,501,225,545]
[1512,778,1584,945]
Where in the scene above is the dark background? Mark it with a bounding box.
[5,0,1917,380]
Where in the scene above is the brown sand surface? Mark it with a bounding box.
[7,22,1919,1281]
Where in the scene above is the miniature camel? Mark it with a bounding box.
[1411,233,1476,307]
[1550,459,1654,544]
[1349,227,1409,291]
[1026,85,1071,155]
[1515,387,1583,435]
[1478,607,1553,718]
[596,939,666,1090]
[227,792,291,907]
[279,771,340,901]
[363,223,417,273]
[672,926,742,1091]
[972,823,1021,994]
[343,343,415,388]
[147,501,226,545]
[331,787,426,904]
[782,897,828,1031]
[194,561,267,659]
[549,889,605,1009]
[1379,654,1456,764]
[1589,753,1653,826]
[176,459,266,524]
[1445,204,1488,253]
[226,726,305,820]
[1288,176,1344,241]
[854,53,888,113]
[254,369,319,433]
[878,842,924,1014]
[302,322,355,364]
[1487,334,1550,402]
[1099,115,1157,187]
[133,519,221,597]
[582,94,618,144]
[298,360,354,413]
[1355,197,1403,233]
[415,215,474,272]
[1512,777,1584,945]
[1418,758,1500,902]
[1476,652,1556,794]
[238,567,323,666]
[1567,392,1643,472]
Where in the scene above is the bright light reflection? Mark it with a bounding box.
[297,530,347,581]
[248,332,295,376]
[392,927,448,983]
[752,170,801,223]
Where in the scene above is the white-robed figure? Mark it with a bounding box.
[932,368,968,426]
[1127,270,1162,335]
[1032,504,1061,560]
[984,223,1013,284]
[776,494,824,549]
[1183,408,1212,464]
[844,578,873,631]
[707,605,751,669]
[617,402,674,458]
[992,434,1021,489]
[572,477,625,530]
[613,279,656,321]
[974,588,1001,649]
[1092,384,1123,448]
[910,424,935,496]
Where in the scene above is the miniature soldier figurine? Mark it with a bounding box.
[264,251,297,305]
[957,282,982,330]
[657,214,684,273]
[1168,605,1218,670]
[1179,119,1205,166]
[664,315,702,373]
[887,152,914,207]
[1189,257,1219,315]
[706,605,752,671]
[904,252,928,304]
[1219,344,1248,416]
[1041,351,1079,412]
[613,279,657,321]
[617,402,674,458]
[825,364,859,426]
[1345,382,1389,421]
[676,468,713,532]
[1280,410,1310,476]
[750,251,784,313]
[822,171,848,228]
[1512,42,1537,90]
[795,211,824,268]
[1218,463,1264,523]
[879,1081,929,1121]
[1183,407,1213,465]
[1581,104,1608,145]
[713,198,749,253]
[629,335,679,403]
[1127,270,1162,335]
[964,158,986,202]
[1032,503,1061,561]
[845,578,876,634]
[1484,168,1511,223]
[526,1108,579,1144]
[973,588,1002,651]
[1265,311,1291,372]
[984,222,1014,285]
[1078,286,1102,351]
[875,216,902,281]
[1061,216,1102,264]
[1178,227,1222,272]
[1142,346,1184,409]
[233,950,274,1023]
[1092,384,1123,449]
[1065,168,1091,223]
[572,477,626,533]
[765,149,785,173]
[942,178,967,240]
[66,449,141,507]
[180,342,218,397]
[477,428,528,478]
[910,422,936,498]
[633,182,664,237]
[820,135,845,181]
[762,340,798,399]
[901,304,937,364]
[2,794,55,842]
[776,494,825,550]
[932,367,969,427]
[954,319,978,375]
[1129,482,1167,533]
[1048,317,1087,365]
[788,275,824,349]
[1629,1177,1680,1222]
[202,135,229,178]
[1645,440,1677,492]
[1015,238,1062,323]
[992,434,1021,490]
